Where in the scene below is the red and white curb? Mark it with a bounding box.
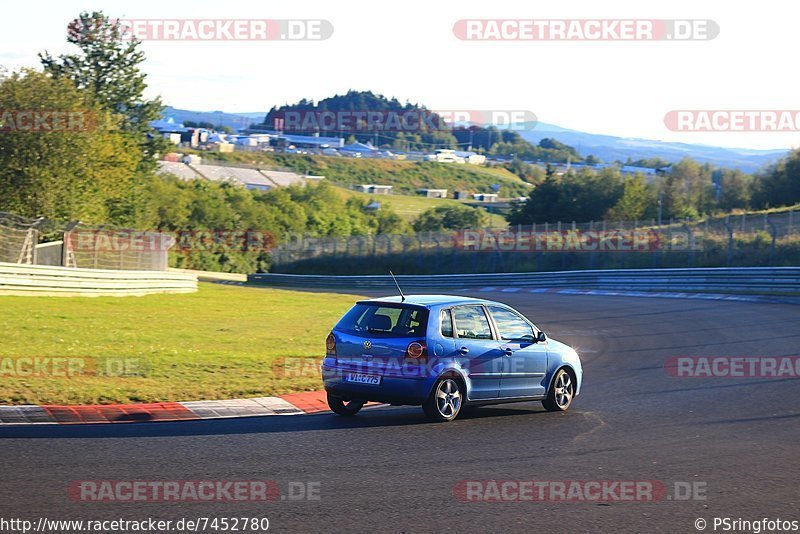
[0,391,344,425]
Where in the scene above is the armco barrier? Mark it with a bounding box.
[168,267,247,283]
[249,267,800,295]
[0,262,197,296]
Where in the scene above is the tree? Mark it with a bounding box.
[753,149,800,208]
[716,169,752,212]
[0,70,140,222]
[605,175,657,221]
[507,168,625,224]
[40,11,166,172]
[413,205,487,232]
[660,157,714,220]
[504,159,545,184]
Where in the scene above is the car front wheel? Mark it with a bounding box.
[327,393,365,416]
[542,369,574,412]
[423,377,464,422]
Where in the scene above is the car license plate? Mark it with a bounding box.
[344,373,381,385]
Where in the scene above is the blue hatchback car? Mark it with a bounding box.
[322,295,582,422]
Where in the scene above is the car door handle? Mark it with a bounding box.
[502,347,513,356]
[458,346,469,354]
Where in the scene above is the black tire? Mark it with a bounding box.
[542,368,575,412]
[422,377,464,422]
[327,393,365,416]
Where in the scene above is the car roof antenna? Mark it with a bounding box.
[389,270,406,302]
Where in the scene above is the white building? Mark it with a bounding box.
[427,149,466,164]
[472,193,498,202]
[418,188,448,199]
[356,184,393,195]
[455,151,487,165]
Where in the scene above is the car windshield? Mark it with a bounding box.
[336,303,428,338]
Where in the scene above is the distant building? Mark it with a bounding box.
[418,188,448,199]
[619,165,661,177]
[245,183,271,192]
[426,149,466,164]
[453,190,469,200]
[340,142,380,157]
[232,136,258,147]
[181,128,210,147]
[455,151,487,165]
[356,184,393,195]
[472,193,498,202]
[150,118,188,145]
[163,133,182,145]
[276,134,344,150]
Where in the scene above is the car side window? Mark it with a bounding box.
[440,309,454,338]
[488,306,535,343]
[452,306,493,340]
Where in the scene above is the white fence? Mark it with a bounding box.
[0,262,197,297]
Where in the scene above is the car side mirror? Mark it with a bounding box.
[536,331,547,343]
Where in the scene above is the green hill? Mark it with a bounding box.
[198,151,533,198]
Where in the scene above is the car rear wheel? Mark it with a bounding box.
[542,368,574,412]
[423,377,463,422]
[327,393,365,416]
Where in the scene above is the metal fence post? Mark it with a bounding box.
[723,217,733,267]
[767,216,777,266]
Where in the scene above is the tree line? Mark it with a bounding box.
[508,154,800,225]
[260,90,581,162]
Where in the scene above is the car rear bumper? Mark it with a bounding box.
[322,365,432,405]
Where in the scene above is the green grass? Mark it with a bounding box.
[195,151,533,198]
[0,283,366,405]
[332,185,508,227]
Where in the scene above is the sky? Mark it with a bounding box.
[1,0,798,150]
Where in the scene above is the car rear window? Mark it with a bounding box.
[336,303,428,338]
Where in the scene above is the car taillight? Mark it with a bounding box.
[406,341,426,359]
[326,332,336,355]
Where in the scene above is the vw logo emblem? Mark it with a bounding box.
[363,340,372,350]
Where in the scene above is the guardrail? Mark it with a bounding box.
[249,267,800,295]
[0,262,198,296]
[168,267,247,283]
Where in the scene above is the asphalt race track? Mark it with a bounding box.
[1,291,799,533]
